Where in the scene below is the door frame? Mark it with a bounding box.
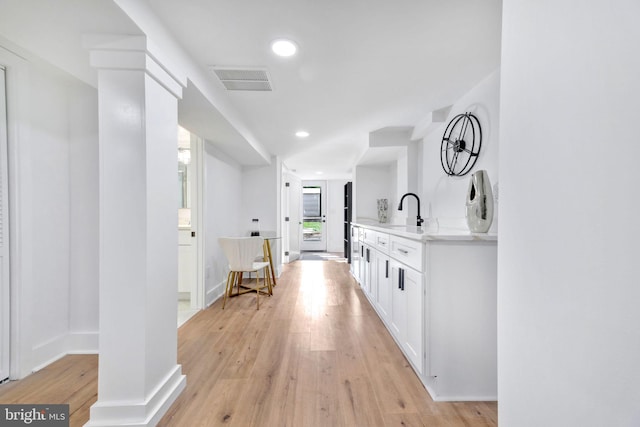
[177,128,205,317]
[281,169,302,263]
[281,171,290,263]
[1,45,32,380]
[0,65,9,382]
[190,133,205,310]
[301,180,327,252]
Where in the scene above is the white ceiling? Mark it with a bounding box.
[0,0,502,179]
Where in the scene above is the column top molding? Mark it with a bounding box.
[83,34,186,99]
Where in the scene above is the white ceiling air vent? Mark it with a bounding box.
[211,67,272,91]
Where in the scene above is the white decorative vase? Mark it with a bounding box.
[377,199,388,223]
[465,170,494,233]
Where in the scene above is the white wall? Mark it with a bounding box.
[355,164,393,222]
[29,66,101,365]
[421,69,500,229]
[242,159,281,268]
[1,43,101,373]
[28,67,71,357]
[68,82,99,343]
[499,1,640,426]
[203,143,242,305]
[242,161,278,236]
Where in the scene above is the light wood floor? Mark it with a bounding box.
[0,259,497,427]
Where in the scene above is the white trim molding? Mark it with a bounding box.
[85,366,186,427]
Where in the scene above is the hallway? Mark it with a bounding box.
[0,259,497,426]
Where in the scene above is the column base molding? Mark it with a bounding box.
[85,365,186,427]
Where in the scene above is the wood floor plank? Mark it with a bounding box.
[384,412,428,427]
[337,374,386,427]
[0,355,98,427]
[0,257,497,427]
[311,350,340,426]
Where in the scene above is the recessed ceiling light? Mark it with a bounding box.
[271,39,298,57]
[295,130,310,138]
[316,171,324,175]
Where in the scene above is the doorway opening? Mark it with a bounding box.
[282,170,301,263]
[177,126,203,327]
[301,181,327,252]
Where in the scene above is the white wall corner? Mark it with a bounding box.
[369,126,413,148]
[411,105,452,141]
[31,331,98,373]
[31,334,67,373]
[66,332,99,355]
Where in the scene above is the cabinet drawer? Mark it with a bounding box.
[374,232,390,254]
[362,228,377,246]
[390,235,423,271]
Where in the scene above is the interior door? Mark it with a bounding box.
[288,174,302,261]
[0,66,10,382]
[301,180,327,252]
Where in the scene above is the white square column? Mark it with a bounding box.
[85,36,186,427]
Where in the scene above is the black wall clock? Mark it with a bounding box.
[440,112,482,176]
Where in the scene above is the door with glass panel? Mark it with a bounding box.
[301,181,327,252]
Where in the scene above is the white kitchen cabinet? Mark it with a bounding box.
[375,251,391,322]
[359,245,368,293]
[389,234,423,271]
[350,220,497,402]
[404,266,423,374]
[366,245,377,300]
[178,228,195,294]
[390,259,424,374]
[426,241,497,400]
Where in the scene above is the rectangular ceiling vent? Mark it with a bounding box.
[211,67,272,91]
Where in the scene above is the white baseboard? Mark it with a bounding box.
[423,377,497,402]
[66,331,99,354]
[205,280,225,307]
[32,331,99,372]
[31,334,66,372]
[86,364,186,426]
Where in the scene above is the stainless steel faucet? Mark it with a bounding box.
[397,193,424,227]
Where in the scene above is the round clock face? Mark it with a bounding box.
[440,112,482,176]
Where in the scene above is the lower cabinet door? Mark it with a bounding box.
[359,244,367,290]
[389,259,424,375]
[390,260,406,339]
[403,267,424,374]
[376,254,391,322]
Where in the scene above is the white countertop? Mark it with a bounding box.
[352,219,497,242]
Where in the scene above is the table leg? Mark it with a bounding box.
[264,240,277,287]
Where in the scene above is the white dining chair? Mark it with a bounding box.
[218,236,273,309]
